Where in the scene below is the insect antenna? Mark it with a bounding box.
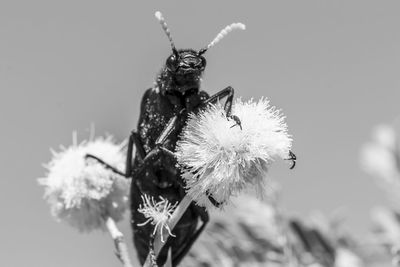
[155,11,178,54]
[198,22,246,55]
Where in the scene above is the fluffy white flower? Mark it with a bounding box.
[137,194,177,243]
[361,125,399,180]
[361,125,400,206]
[371,206,400,248]
[175,98,292,208]
[38,135,129,232]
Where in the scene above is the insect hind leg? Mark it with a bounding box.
[171,205,209,266]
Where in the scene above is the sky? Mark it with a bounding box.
[1,1,400,266]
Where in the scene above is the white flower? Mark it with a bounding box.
[175,97,292,208]
[137,194,178,243]
[371,206,400,248]
[38,135,129,232]
[361,125,400,206]
[374,124,397,149]
[361,125,399,180]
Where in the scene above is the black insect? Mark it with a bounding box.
[87,11,296,266]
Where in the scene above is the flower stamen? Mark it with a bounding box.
[137,194,178,243]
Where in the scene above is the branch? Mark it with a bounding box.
[105,216,134,267]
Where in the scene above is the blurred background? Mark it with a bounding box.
[1,0,400,266]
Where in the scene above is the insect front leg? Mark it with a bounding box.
[286,150,296,169]
[131,115,181,181]
[201,86,242,129]
[203,87,297,169]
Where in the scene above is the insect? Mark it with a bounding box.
[87,11,296,266]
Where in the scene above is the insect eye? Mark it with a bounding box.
[166,54,178,72]
[200,57,206,70]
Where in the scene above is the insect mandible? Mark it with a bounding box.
[87,11,296,266]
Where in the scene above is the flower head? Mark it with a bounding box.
[371,207,400,249]
[137,194,178,242]
[175,98,292,208]
[38,134,129,232]
[361,125,399,180]
[361,125,400,206]
[334,248,363,267]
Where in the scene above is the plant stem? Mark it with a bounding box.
[165,248,172,267]
[143,194,193,267]
[105,216,134,267]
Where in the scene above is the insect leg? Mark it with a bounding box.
[85,154,128,177]
[85,131,146,178]
[125,131,146,176]
[172,206,209,266]
[286,150,296,169]
[202,86,234,115]
[130,145,176,181]
[155,113,183,145]
[201,86,241,129]
[130,115,182,185]
[207,193,223,208]
[200,87,240,206]
[88,96,181,180]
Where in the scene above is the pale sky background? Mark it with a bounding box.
[1,1,400,266]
